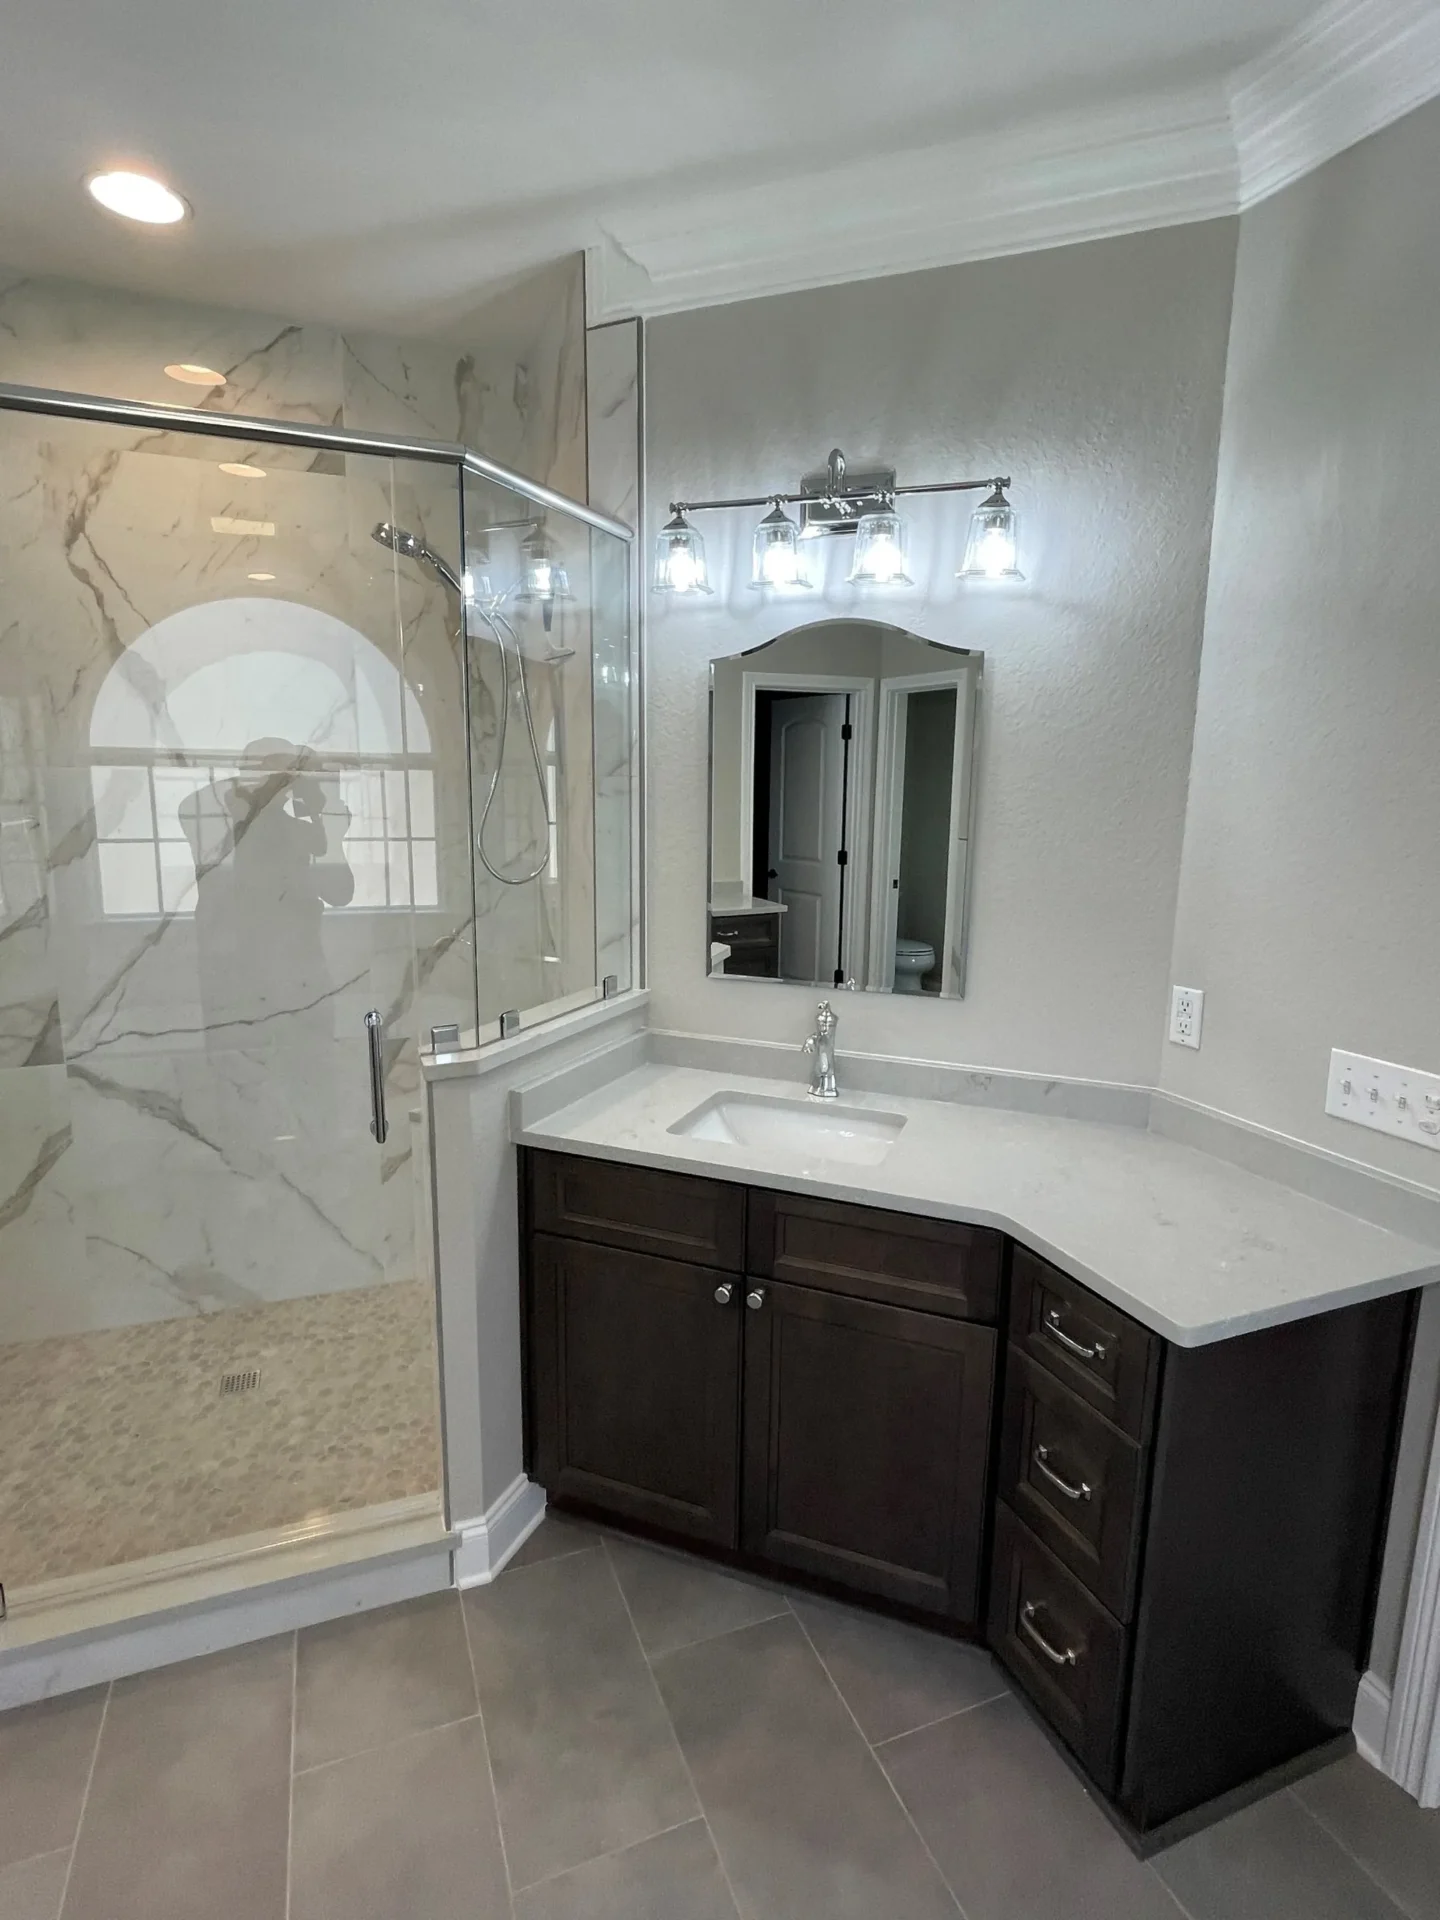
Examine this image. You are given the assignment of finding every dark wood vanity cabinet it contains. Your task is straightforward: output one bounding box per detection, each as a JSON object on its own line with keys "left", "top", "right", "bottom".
{"left": 520, "top": 1147, "right": 1415, "bottom": 1851}
{"left": 523, "top": 1153, "right": 1000, "bottom": 1626}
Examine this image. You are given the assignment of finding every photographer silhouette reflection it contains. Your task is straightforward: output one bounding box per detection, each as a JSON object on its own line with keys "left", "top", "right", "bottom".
{"left": 179, "top": 738, "right": 355, "bottom": 1043}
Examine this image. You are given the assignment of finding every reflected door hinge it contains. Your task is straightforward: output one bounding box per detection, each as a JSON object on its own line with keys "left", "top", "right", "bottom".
{"left": 841, "top": 722, "right": 853, "bottom": 741}
{"left": 836, "top": 850, "right": 848, "bottom": 867}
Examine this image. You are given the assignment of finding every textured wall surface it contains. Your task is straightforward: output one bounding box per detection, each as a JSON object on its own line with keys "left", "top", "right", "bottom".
{"left": 1162, "top": 103, "right": 1440, "bottom": 1192}
{"left": 645, "top": 222, "right": 1238, "bottom": 1082}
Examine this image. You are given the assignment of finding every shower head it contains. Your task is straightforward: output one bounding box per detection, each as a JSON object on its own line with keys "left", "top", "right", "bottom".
{"left": 370, "top": 521, "right": 464, "bottom": 598}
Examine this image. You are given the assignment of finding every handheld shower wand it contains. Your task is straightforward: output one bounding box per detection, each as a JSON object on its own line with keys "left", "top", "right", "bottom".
{"left": 371, "top": 520, "right": 559, "bottom": 887}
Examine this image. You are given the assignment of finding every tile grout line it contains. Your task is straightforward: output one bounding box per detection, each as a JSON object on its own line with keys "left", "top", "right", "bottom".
{"left": 600, "top": 1536, "right": 746, "bottom": 1920}
{"left": 870, "top": 1686, "right": 1014, "bottom": 1750}
{"left": 284, "top": 1629, "right": 297, "bottom": 1920}
{"left": 508, "top": 1815, "right": 710, "bottom": 1898}
{"left": 457, "top": 1584, "right": 518, "bottom": 1919}
{"left": 789, "top": 1604, "right": 973, "bottom": 1920}
{"left": 1285, "top": 1783, "right": 1420, "bottom": 1920}
{"left": 291, "top": 1707, "right": 486, "bottom": 1778}
{"left": 638, "top": 1599, "right": 793, "bottom": 1664}
{"left": 55, "top": 1679, "right": 110, "bottom": 1920}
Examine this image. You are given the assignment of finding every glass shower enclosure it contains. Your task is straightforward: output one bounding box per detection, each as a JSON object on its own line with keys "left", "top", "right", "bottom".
{"left": 0, "top": 382, "right": 633, "bottom": 1624}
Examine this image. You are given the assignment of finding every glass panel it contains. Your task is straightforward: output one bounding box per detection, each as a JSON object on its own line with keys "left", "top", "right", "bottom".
{"left": 0, "top": 409, "right": 474, "bottom": 1602}
{"left": 461, "top": 469, "right": 634, "bottom": 1033}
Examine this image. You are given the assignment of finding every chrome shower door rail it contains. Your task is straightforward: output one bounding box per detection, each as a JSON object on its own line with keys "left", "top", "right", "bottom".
{"left": 0, "top": 381, "right": 633, "bottom": 541}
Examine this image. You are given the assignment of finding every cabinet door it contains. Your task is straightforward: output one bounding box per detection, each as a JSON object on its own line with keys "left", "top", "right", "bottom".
{"left": 742, "top": 1281, "right": 996, "bottom": 1621}
{"left": 530, "top": 1234, "right": 742, "bottom": 1545}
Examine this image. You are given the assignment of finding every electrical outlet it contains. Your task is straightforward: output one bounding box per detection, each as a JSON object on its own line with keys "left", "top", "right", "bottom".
{"left": 1325, "top": 1050, "right": 1440, "bottom": 1153}
{"left": 1169, "top": 985, "right": 1204, "bottom": 1049}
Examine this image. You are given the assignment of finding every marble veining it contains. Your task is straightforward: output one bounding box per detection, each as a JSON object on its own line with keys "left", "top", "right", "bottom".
{"left": 514, "top": 1060, "right": 1440, "bottom": 1346}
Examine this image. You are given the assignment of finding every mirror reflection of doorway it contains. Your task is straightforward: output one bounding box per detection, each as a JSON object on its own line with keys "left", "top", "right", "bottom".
{"left": 753, "top": 690, "right": 851, "bottom": 985}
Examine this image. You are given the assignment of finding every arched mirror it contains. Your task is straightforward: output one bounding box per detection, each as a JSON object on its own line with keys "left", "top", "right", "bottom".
{"left": 708, "top": 621, "right": 981, "bottom": 998}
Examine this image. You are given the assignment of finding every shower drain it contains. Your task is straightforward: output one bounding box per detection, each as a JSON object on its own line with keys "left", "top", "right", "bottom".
{"left": 220, "top": 1368, "right": 262, "bottom": 1396}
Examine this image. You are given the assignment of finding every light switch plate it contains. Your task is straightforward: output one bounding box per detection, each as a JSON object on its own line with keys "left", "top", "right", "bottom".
{"left": 1325, "top": 1049, "right": 1440, "bottom": 1153}
{"left": 1169, "top": 985, "right": 1204, "bottom": 1049}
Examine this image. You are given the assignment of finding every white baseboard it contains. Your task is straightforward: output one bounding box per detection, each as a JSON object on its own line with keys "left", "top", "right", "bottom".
{"left": 1354, "top": 1670, "right": 1393, "bottom": 1767}
{"left": 454, "top": 1476, "right": 547, "bottom": 1588}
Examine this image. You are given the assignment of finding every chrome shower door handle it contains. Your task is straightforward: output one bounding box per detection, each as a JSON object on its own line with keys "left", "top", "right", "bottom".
{"left": 364, "top": 1009, "right": 388, "bottom": 1145}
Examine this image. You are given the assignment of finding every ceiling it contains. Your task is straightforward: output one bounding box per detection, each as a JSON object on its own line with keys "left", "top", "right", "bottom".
{"left": 0, "top": 0, "right": 1431, "bottom": 333}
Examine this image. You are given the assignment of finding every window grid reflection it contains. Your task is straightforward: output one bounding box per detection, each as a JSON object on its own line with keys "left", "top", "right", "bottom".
{"left": 91, "top": 760, "right": 439, "bottom": 918}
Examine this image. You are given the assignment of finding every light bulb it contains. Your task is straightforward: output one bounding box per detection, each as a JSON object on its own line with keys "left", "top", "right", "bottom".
{"left": 86, "top": 170, "right": 189, "bottom": 225}
{"left": 653, "top": 511, "right": 711, "bottom": 594}
{"left": 750, "top": 503, "right": 809, "bottom": 591}
{"left": 960, "top": 485, "right": 1023, "bottom": 580}
{"left": 848, "top": 507, "right": 912, "bottom": 586}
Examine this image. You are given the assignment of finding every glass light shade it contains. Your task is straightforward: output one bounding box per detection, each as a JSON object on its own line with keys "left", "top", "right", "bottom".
{"left": 960, "top": 485, "right": 1023, "bottom": 579}
{"left": 750, "top": 504, "right": 809, "bottom": 590}
{"left": 653, "top": 511, "right": 711, "bottom": 593}
{"left": 848, "top": 507, "right": 912, "bottom": 586}
{"left": 518, "top": 526, "right": 570, "bottom": 602}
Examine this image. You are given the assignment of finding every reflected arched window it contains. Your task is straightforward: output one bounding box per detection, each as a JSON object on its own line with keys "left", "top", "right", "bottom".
{"left": 89, "top": 598, "right": 438, "bottom": 916}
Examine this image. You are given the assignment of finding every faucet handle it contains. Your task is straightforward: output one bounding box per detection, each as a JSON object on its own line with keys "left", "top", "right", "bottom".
{"left": 815, "top": 999, "right": 837, "bottom": 1032}
{"left": 800, "top": 1036, "right": 816, "bottom": 1055}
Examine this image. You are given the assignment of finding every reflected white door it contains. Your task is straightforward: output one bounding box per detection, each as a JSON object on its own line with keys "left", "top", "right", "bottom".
{"left": 768, "top": 694, "right": 847, "bottom": 982}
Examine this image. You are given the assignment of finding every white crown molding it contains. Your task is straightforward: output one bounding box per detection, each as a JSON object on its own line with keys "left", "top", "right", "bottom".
{"left": 588, "top": 0, "right": 1440, "bottom": 323}
{"left": 1233, "top": 0, "right": 1440, "bottom": 204}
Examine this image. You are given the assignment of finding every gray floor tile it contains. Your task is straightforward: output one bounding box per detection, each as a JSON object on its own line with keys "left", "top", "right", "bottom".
{"left": 653, "top": 1612, "right": 959, "bottom": 1920}
{"left": 1296, "top": 1755, "right": 1440, "bottom": 1920}
{"left": 290, "top": 1715, "right": 509, "bottom": 1920}
{"left": 506, "top": 1511, "right": 602, "bottom": 1570}
{"left": 294, "top": 1589, "right": 476, "bottom": 1770}
{"left": 464, "top": 1543, "right": 697, "bottom": 1888}
{"left": 607, "top": 1536, "right": 789, "bottom": 1657}
{"left": 792, "top": 1595, "right": 1007, "bottom": 1744}
{"left": 62, "top": 1636, "right": 292, "bottom": 1920}
{"left": 0, "top": 1851, "right": 68, "bottom": 1920}
{"left": 1156, "top": 1787, "right": 1410, "bottom": 1920}
{"left": 0, "top": 1686, "right": 105, "bottom": 1868}
{"left": 881, "top": 1691, "right": 1182, "bottom": 1920}
{"left": 512, "top": 1818, "right": 738, "bottom": 1920}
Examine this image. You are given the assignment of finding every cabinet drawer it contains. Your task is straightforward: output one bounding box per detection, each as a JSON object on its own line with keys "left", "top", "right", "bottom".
{"left": 748, "top": 1190, "right": 1002, "bottom": 1322}
{"left": 987, "top": 1503, "right": 1130, "bottom": 1792}
{"left": 1010, "top": 1248, "right": 1159, "bottom": 1439}
{"left": 998, "top": 1350, "right": 1147, "bottom": 1618}
{"left": 529, "top": 1151, "right": 745, "bottom": 1271}
{"left": 710, "top": 915, "right": 778, "bottom": 949}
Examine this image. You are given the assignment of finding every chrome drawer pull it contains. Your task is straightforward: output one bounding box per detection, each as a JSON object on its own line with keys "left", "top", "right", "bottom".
{"left": 714, "top": 1282, "right": 734, "bottom": 1306}
{"left": 1033, "top": 1444, "right": 1092, "bottom": 1503}
{"left": 1020, "top": 1600, "right": 1080, "bottom": 1668}
{"left": 746, "top": 1286, "right": 767, "bottom": 1311}
{"left": 1044, "top": 1308, "right": 1107, "bottom": 1364}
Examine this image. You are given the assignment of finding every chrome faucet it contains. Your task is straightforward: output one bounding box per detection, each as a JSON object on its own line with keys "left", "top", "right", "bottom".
{"left": 802, "top": 1000, "right": 840, "bottom": 1100}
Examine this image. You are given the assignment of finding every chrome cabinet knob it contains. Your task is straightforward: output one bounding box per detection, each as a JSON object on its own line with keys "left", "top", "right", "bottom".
{"left": 714, "top": 1282, "right": 734, "bottom": 1306}
{"left": 746, "top": 1286, "right": 767, "bottom": 1311}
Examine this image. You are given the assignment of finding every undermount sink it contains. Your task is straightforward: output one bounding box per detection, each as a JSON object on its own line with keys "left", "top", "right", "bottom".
{"left": 668, "top": 1091, "right": 907, "bottom": 1167}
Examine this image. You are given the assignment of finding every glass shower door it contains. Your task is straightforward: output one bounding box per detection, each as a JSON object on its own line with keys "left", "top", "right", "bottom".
{"left": 0, "top": 412, "right": 471, "bottom": 1602}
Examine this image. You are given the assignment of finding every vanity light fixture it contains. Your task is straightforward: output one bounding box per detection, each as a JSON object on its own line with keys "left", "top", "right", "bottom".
{"left": 653, "top": 510, "right": 712, "bottom": 594}
{"left": 86, "top": 169, "right": 188, "bottom": 225}
{"left": 517, "top": 524, "right": 570, "bottom": 605}
{"left": 959, "top": 482, "right": 1023, "bottom": 580}
{"left": 750, "top": 503, "right": 809, "bottom": 590}
{"left": 655, "top": 447, "right": 1018, "bottom": 592}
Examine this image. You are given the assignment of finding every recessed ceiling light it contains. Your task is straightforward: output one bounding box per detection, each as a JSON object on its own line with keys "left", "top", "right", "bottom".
{"left": 165, "top": 362, "right": 226, "bottom": 387}
{"left": 86, "top": 170, "right": 189, "bottom": 225}
{"left": 247, "top": 571, "right": 276, "bottom": 582}
{"left": 219, "top": 461, "right": 266, "bottom": 479}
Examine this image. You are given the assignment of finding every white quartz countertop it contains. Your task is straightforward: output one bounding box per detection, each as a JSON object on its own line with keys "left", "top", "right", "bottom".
{"left": 514, "top": 1062, "right": 1440, "bottom": 1348}
{"left": 708, "top": 897, "right": 788, "bottom": 917}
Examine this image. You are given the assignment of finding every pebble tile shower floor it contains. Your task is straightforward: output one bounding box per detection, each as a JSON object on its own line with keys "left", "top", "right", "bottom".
{"left": 1, "top": 1514, "right": 1438, "bottom": 1919}
{"left": 0, "top": 1277, "right": 441, "bottom": 1590}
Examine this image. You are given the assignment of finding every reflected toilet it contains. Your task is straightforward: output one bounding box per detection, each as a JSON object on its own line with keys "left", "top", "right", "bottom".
{"left": 893, "top": 937, "right": 935, "bottom": 993}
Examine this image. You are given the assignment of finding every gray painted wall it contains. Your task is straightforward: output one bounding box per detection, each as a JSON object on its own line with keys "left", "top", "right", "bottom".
{"left": 1162, "top": 103, "right": 1440, "bottom": 1190}
{"left": 1162, "top": 101, "right": 1440, "bottom": 1684}
{"left": 646, "top": 221, "right": 1238, "bottom": 1082}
